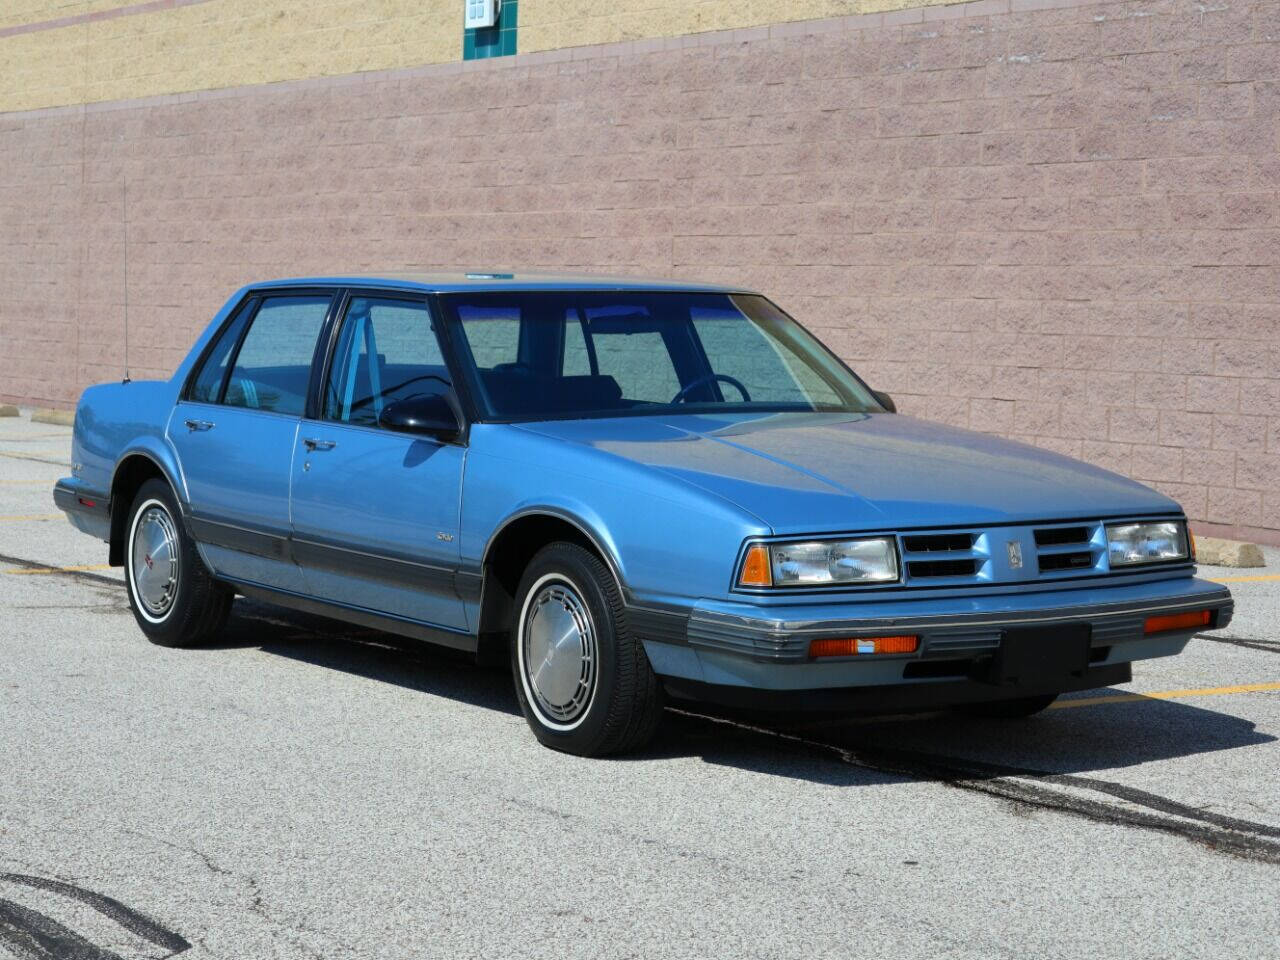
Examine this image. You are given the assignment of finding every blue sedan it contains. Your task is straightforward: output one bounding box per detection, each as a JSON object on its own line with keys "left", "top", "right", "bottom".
{"left": 53, "top": 273, "right": 1233, "bottom": 755}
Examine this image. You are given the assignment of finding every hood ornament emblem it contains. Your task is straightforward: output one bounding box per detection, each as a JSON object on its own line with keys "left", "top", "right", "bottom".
{"left": 1007, "top": 541, "right": 1023, "bottom": 569}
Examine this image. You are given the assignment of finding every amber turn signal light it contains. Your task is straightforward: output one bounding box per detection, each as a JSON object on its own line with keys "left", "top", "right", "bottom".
{"left": 1143, "top": 609, "right": 1211, "bottom": 635}
{"left": 738, "top": 543, "right": 772, "bottom": 587}
{"left": 809, "top": 635, "right": 919, "bottom": 658}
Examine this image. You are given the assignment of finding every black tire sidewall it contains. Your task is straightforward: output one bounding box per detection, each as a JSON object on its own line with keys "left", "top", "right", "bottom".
{"left": 511, "top": 544, "right": 622, "bottom": 754}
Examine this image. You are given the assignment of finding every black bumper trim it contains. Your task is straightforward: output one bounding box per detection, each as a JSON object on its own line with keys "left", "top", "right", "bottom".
{"left": 686, "top": 588, "right": 1234, "bottom": 663}
{"left": 53, "top": 479, "right": 109, "bottom": 517}
{"left": 53, "top": 479, "right": 111, "bottom": 539}
{"left": 627, "top": 605, "right": 691, "bottom": 646}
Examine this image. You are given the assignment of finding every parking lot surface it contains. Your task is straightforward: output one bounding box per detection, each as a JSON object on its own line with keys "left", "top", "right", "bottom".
{"left": 1, "top": 414, "right": 1277, "bottom": 960}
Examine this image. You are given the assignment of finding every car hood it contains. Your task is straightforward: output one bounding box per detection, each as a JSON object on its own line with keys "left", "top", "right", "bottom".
{"left": 515, "top": 412, "right": 1180, "bottom": 533}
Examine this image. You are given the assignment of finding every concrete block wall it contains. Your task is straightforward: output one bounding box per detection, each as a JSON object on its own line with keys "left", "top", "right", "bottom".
{"left": 1, "top": 0, "right": 1278, "bottom": 543}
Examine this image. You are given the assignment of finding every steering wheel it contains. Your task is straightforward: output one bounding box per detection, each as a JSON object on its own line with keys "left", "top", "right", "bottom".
{"left": 349, "top": 373, "right": 452, "bottom": 412}
{"left": 671, "top": 373, "right": 751, "bottom": 404}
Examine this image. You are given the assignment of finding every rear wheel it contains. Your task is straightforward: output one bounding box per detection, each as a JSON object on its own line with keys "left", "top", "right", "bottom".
{"left": 955, "top": 693, "right": 1058, "bottom": 718}
{"left": 511, "top": 542, "right": 663, "bottom": 756}
{"left": 124, "top": 478, "right": 231, "bottom": 647}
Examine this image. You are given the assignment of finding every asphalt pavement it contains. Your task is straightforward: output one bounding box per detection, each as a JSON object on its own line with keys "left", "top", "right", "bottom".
{"left": 1, "top": 413, "right": 1277, "bottom": 960}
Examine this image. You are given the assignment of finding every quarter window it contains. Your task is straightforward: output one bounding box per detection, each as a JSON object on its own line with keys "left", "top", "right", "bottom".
{"left": 223, "top": 295, "right": 331, "bottom": 416}
{"left": 323, "top": 297, "right": 448, "bottom": 427}
{"left": 187, "top": 298, "right": 254, "bottom": 404}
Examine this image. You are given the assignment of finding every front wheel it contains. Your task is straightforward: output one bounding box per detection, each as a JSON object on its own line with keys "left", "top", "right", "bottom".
{"left": 511, "top": 542, "right": 663, "bottom": 756}
{"left": 124, "top": 478, "right": 232, "bottom": 647}
{"left": 954, "top": 693, "right": 1058, "bottom": 718}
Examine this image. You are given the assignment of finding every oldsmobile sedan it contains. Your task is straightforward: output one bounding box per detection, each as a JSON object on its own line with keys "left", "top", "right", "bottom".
{"left": 53, "top": 274, "right": 1233, "bottom": 755}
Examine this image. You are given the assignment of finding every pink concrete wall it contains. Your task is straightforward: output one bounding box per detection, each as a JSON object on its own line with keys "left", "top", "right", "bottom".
{"left": 1, "top": 0, "right": 1278, "bottom": 542}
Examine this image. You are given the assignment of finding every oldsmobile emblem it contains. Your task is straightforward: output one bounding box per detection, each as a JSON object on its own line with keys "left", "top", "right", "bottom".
{"left": 1007, "top": 540, "right": 1024, "bottom": 569}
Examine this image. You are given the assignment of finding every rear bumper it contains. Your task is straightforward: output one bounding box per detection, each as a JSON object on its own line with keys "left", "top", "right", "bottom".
{"left": 53, "top": 477, "right": 111, "bottom": 541}
{"left": 634, "top": 575, "right": 1232, "bottom": 695}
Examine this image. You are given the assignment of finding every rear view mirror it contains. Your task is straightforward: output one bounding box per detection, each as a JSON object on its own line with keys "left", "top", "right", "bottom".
{"left": 872, "top": 390, "right": 896, "bottom": 413}
{"left": 379, "top": 394, "right": 461, "bottom": 441}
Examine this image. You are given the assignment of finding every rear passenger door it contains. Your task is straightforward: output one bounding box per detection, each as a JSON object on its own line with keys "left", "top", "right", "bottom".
{"left": 289, "top": 293, "right": 469, "bottom": 633}
{"left": 171, "top": 291, "right": 335, "bottom": 592}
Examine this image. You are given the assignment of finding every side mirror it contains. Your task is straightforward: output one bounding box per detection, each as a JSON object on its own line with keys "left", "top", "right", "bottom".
{"left": 378, "top": 394, "right": 461, "bottom": 441}
{"left": 872, "top": 390, "right": 896, "bottom": 413}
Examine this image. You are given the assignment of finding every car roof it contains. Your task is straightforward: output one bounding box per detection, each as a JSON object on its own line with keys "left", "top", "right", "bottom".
{"left": 248, "top": 271, "right": 757, "bottom": 295}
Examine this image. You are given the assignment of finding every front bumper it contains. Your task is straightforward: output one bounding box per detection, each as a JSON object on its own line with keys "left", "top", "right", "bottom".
{"left": 634, "top": 575, "right": 1232, "bottom": 693}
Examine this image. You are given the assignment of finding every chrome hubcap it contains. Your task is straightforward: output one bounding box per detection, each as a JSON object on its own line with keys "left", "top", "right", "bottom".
{"left": 132, "top": 504, "right": 179, "bottom": 618}
{"left": 522, "top": 581, "right": 597, "bottom": 725}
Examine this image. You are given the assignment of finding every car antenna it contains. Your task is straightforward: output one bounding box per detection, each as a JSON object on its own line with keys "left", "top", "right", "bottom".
{"left": 121, "top": 178, "right": 131, "bottom": 384}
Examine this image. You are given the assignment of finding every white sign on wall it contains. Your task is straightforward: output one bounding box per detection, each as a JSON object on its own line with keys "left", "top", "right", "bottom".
{"left": 465, "top": 0, "right": 501, "bottom": 29}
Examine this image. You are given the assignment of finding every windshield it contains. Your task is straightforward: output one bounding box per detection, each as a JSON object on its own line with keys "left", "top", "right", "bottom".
{"left": 439, "top": 291, "right": 882, "bottom": 421}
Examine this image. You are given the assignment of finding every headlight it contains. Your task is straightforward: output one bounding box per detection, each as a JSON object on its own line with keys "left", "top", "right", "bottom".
{"left": 738, "top": 537, "right": 899, "bottom": 588}
{"left": 1105, "top": 521, "right": 1189, "bottom": 566}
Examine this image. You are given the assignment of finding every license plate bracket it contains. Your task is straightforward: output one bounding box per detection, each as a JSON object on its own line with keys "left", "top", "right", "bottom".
{"left": 983, "top": 624, "right": 1092, "bottom": 688}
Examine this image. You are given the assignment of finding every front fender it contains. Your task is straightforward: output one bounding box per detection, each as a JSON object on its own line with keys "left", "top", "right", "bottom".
{"left": 484, "top": 499, "right": 627, "bottom": 587}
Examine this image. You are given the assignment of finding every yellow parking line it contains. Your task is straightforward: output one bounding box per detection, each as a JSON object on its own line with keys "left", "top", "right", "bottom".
{"left": 2, "top": 563, "right": 114, "bottom": 575}
{"left": 1208, "top": 573, "right": 1280, "bottom": 584}
{"left": 0, "top": 513, "right": 61, "bottom": 522}
{"left": 1052, "top": 681, "right": 1280, "bottom": 709}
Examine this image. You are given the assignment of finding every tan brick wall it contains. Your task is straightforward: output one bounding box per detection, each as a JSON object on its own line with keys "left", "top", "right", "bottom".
{"left": 0, "top": 0, "right": 135, "bottom": 31}
{"left": 1, "top": 0, "right": 1279, "bottom": 542}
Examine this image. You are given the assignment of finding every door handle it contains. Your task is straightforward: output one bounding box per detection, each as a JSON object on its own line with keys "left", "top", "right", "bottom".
{"left": 184, "top": 419, "right": 214, "bottom": 432}
{"left": 303, "top": 438, "right": 336, "bottom": 451}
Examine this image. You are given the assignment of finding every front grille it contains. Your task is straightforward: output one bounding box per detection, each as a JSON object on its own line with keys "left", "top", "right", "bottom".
{"left": 1033, "top": 522, "right": 1105, "bottom": 578}
{"left": 1038, "top": 551, "right": 1094, "bottom": 571}
{"left": 900, "top": 530, "right": 986, "bottom": 582}
{"left": 908, "top": 558, "right": 979, "bottom": 578}
{"left": 884, "top": 517, "right": 1169, "bottom": 589}
{"left": 903, "top": 533, "right": 973, "bottom": 553}
{"left": 1034, "top": 526, "right": 1090, "bottom": 547}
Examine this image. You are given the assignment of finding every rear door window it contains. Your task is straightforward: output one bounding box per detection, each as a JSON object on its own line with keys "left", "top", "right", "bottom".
{"left": 223, "top": 295, "right": 331, "bottom": 416}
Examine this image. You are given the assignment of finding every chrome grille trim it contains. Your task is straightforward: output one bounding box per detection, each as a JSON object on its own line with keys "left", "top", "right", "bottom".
{"left": 1032, "top": 521, "right": 1107, "bottom": 580}
{"left": 899, "top": 530, "right": 988, "bottom": 583}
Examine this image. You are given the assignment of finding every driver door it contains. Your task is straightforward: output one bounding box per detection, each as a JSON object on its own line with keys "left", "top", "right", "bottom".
{"left": 289, "top": 292, "right": 469, "bottom": 632}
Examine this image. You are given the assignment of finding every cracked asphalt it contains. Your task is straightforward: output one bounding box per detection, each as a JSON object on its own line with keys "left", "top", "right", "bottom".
{"left": 1, "top": 413, "right": 1278, "bottom": 959}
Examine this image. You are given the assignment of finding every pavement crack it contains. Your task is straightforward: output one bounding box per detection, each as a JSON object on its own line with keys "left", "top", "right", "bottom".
{"left": 1195, "top": 632, "right": 1280, "bottom": 655}
{"left": 671, "top": 708, "right": 1280, "bottom": 865}
{"left": 121, "top": 830, "right": 355, "bottom": 960}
